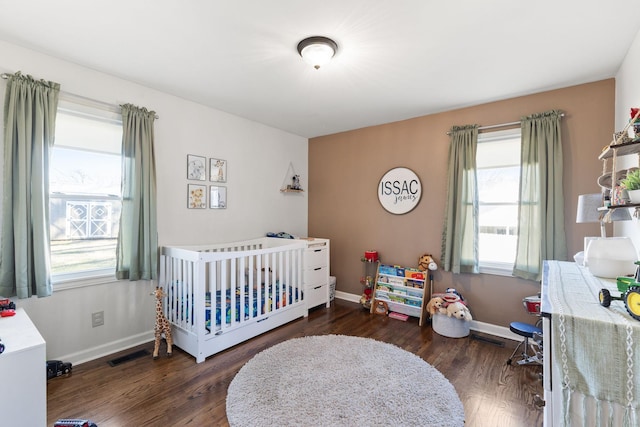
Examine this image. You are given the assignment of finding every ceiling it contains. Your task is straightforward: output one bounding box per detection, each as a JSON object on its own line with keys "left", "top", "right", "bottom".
{"left": 1, "top": 1, "right": 639, "bottom": 138}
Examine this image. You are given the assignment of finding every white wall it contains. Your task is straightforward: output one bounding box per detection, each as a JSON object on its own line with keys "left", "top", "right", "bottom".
{"left": 0, "top": 40, "right": 308, "bottom": 363}
{"left": 615, "top": 29, "right": 640, "bottom": 248}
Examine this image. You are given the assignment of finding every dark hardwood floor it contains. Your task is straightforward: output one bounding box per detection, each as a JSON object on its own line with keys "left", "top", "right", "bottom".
{"left": 47, "top": 299, "right": 543, "bottom": 426}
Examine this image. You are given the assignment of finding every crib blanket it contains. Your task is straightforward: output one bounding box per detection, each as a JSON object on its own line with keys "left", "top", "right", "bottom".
{"left": 188, "top": 285, "right": 300, "bottom": 329}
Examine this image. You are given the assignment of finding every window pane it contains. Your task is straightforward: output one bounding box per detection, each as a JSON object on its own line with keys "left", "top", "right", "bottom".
{"left": 50, "top": 107, "right": 122, "bottom": 277}
{"left": 479, "top": 231, "right": 518, "bottom": 264}
{"left": 477, "top": 166, "right": 520, "bottom": 203}
{"left": 476, "top": 129, "right": 521, "bottom": 270}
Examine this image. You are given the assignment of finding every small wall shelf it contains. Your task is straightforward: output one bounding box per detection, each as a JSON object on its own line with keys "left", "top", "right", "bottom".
{"left": 280, "top": 162, "right": 304, "bottom": 193}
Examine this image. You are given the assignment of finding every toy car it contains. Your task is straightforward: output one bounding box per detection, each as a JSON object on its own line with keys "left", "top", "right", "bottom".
{"left": 0, "top": 298, "right": 15, "bottom": 311}
{"left": 54, "top": 419, "right": 97, "bottom": 427}
{"left": 47, "top": 360, "right": 72, "bottom": 380}
{"left": 599, "top": 261, "right": 640, "bottom": 320}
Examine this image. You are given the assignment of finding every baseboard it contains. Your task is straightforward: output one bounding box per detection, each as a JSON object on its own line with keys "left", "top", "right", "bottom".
{"left": 335, "top": 290, "right": 361, "bottom": 303}
{"left": 59, "top": 331, "right": 154, "bottom": 366}
{"left": 68, "top": 293, "right": 519, "bottom": 366}
{"left": 469, "top": 320, "right": 520, "bottom": 342}
{"left": 335, "top": 291, "right": 520, "bottom": 342}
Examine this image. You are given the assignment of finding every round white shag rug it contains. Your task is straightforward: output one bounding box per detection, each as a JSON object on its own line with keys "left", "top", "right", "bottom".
{"left": 226, "top": 335, "right": 465, "bottom": 427}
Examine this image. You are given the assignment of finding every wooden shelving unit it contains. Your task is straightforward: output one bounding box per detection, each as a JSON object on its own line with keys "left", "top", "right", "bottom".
{"left": 598, "top": 138, "right": 640, "bottom": 207}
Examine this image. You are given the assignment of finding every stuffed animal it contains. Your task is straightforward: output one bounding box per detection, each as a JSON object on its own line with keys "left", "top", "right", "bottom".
{"left": 418, "top": 254, "right": 438, "bottom": 271}
{"left": 446, "top": 301, "right": 472, "bottom": 321}
{"left": 152, "top": 287, "right": 173, "bottom": 359}
{"left": 426, "top": 296, "right": 445, "bottom": 316}
{"left": 360, "top": 288, "right": 372, "bottom": 306}
{"left": 445, "top": 287, "right": 465, "bottom": 302}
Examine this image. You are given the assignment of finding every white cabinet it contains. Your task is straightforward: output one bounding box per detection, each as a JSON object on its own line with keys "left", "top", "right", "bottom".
{"left": 0, "top": 308, "right": 46, "bottom": 426}
{"left": 541, "top": 261, "right": 637, "bottom": 425}
{"left": 371, "top": 264, "right": 428, "bottom": 326}
{"left": 300, "top": 238, "right": 330, "bottom": 309}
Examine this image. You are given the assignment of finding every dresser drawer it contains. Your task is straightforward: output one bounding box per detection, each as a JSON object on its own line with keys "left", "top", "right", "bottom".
{"left": 304, "top": 265, "right": 328, "bottom": 286}
{"left": 304, "top": 247, "right": 328, "bottom": 268}
{"left": 305, "top": 283, "right": 328, "bottom": 308}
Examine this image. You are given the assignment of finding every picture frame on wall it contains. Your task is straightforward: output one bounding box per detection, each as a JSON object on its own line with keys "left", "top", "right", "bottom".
{"left": 210, "top": 158, "right": 227, "bottom": 182}
{"left": 188, "top": 184, "right": 207, "bottom": 209}
{"left": 210, "top": 185, "right": 227, "bottom": 209}
{"left": 187, "top": 154, "right": 206, "bottom": 181}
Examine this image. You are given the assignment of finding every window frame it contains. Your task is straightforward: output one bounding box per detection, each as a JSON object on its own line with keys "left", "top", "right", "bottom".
{"left": 476, "top": 128, "right": 522, "bottom": 276}
{"left": 50, "top": 97, "right": 123, "bottom": 288}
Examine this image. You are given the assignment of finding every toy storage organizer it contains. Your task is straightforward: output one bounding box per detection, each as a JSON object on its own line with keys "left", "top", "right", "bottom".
{"left": 371, "top": 263, "right": 428, "bottom": 326}
{"left": 159, "top": 237, "right": 307, "bottom": 363}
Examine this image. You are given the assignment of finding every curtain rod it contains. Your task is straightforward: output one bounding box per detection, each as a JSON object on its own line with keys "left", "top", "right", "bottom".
{"left": 445, "top": 113, "right": 565, "bottom": 135}
{"left": 1, "top": 72, "right": 159, "bottom": 119}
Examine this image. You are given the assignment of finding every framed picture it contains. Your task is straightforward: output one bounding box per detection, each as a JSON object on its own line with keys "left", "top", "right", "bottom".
{"left": 188, "top": 184, "right": 207, "bottom": 209}
{"left": 210, "top": 158, "right": 227, "bottom": 182}
{"left": 210, "top": 185, "right": 227, "bottom": 209}
{"left": 187, "top": 155, "right": 206, "bottom": 181}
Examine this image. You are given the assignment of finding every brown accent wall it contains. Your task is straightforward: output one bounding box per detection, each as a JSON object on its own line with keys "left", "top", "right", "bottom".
{"left": 309, "top": 79, "right": 615, "bottom": 327}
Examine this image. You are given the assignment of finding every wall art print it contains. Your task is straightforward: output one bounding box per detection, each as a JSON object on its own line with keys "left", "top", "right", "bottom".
{"left": 187, "top": 154, "right": 206, "bottom": 181}
{"left": 210, "top": 158, "right": 227, "bottom": 182}
{"left": 188, "top": 184, "right": 207, "bottom": 209}
{"left": 210, "top": 185, "right": 227, "bottom": 209}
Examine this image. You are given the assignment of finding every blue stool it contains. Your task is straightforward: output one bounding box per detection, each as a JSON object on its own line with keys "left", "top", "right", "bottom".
{"left": 507, "top": 321, "right": 543, "bottom": 366}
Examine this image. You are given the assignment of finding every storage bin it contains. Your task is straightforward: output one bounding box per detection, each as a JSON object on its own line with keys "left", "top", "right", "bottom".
{"left": 329, "top": 276, "right": 336, "bottom": 301}
{"left": 432, "top": 313, "right": 470, "bottom": 338}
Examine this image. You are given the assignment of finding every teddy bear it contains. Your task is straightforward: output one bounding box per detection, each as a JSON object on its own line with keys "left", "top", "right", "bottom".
{"left": 426, "top": 296, "right": 445, "bottom": 316}
{"left": 418, "top": 254, "right": 438, "bottom": 271}
{"left": 446, "top": 301, "right": 472, "bottom": 321}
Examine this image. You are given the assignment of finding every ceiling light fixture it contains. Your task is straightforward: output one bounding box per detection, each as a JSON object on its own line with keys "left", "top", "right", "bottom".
{"left": 297, "top": 36, "right": 338, "bottom": 70}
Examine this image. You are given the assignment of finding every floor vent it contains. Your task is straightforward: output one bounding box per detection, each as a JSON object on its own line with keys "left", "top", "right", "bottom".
{"left": 470, "top": 333, "right": 505, "bottom": 347}
{"left": 108, "top": 349, "right": 150, "bottom": 367}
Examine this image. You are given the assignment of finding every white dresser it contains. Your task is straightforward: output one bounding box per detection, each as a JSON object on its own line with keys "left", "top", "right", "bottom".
{"left": 0, "top": 308, "right": 47, "bottom": 426}
{"left": 300, "top": 238, "right": 331, "bottom": 309}
{"left": 542, "top": 261, "right": 639, "bottom": 426}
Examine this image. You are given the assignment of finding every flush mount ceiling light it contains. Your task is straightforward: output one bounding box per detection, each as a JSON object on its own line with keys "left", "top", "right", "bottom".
{"left": 297, "top": 36, "right": 338, "bottom": 69}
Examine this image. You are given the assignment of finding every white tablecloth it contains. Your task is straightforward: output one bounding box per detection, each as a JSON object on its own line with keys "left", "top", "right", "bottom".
{"left": 544, "top": 261, "right": 640, "bottom": 426}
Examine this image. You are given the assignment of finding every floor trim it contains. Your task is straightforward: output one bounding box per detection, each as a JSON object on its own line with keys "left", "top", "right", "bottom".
{"left": 334, "top": 291, "right": 521, "bottom": 342}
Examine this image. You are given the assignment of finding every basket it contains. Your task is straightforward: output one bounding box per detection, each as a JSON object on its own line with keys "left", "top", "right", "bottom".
{"left": 329, "top": 276, "right": 336, "bottom": 301}
{"left": 432, "top": 313, "right": 470, "bottom": 338}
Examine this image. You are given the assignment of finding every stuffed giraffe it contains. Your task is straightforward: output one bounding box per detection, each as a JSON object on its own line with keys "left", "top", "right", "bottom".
{"left": 152, "top": 287, "right": 173, "bottom": 359}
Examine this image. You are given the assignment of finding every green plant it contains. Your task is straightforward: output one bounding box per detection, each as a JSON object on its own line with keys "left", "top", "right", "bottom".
{"left": 621, "top": 169, "right": 640, "bottom": 191}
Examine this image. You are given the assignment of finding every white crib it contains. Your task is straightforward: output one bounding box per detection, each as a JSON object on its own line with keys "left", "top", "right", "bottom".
{"left": 159, "top": 237, "right": 307, "bottom": 363}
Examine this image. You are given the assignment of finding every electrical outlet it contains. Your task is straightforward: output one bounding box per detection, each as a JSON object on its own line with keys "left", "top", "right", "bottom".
{"left": 92, "top": 311, "right": 104, "bottom": 327}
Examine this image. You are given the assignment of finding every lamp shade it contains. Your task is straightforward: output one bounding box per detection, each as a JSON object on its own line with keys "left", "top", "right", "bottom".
{"left": 576, "top": 193, "right": 603, "bottom": 223}
{"left": 297, "top": 36, "right": 337, "bottom": 69}
{"left": 576, "top": 193, "right": 631, "bottom": 223}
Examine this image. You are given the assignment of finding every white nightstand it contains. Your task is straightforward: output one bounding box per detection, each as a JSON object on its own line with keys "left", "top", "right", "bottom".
{"left": 0, "top": 308, "right": 46, "bottom": 426}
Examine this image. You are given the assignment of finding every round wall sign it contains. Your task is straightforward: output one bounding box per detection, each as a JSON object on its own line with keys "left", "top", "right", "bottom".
{"left": 377, "top": 167, "right": 422, "bottom": 214}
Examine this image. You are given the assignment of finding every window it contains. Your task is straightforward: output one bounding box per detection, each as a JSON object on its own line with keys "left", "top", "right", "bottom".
{"left": 476, "top": 128, "right": 521, "bottom": 275}
{"left": 49, "top": 99, "right": 122, "bottom": 282}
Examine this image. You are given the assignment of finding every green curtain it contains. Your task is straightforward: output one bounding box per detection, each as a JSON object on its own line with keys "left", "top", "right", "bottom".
{"left": 513, "top": 110, "right": 567, "bottom": 281}
{"left": 441, "top": 125, "right": 479, "bottom": 274}
{"left": 0, "top": 72, "right": 60, "bottom": 298}
{"left": 116, "top": 104, "right": 158, "bottom": 281}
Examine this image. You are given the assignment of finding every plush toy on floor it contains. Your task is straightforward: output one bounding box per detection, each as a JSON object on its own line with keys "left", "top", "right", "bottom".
{"left": 446, "top": 301, "right": 473, "bottom": 321}
{"left": 426, "top": 296, "right": 445, "bottom": 316}
{"left": 152, "top": 287, "right": 173, "bottom": 359}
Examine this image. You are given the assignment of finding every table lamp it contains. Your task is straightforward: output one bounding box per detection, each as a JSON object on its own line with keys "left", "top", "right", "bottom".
{"left": 576, "top": 193, "right": 630, "bottom": 238}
